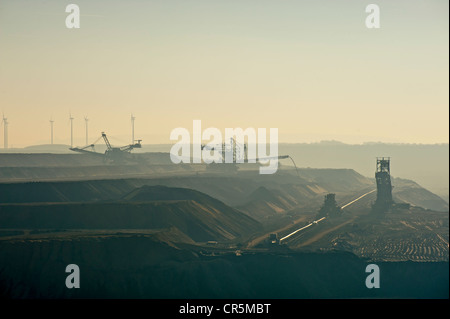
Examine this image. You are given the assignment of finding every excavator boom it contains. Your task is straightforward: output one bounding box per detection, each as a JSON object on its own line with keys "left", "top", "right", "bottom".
{"left": 101, "top": 132, "right": 112, "bottom": 151}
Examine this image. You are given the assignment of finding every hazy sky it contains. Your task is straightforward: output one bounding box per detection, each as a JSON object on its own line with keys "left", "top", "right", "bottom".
{"left": 0, "top": 0, "right": 448, "bottom": 147}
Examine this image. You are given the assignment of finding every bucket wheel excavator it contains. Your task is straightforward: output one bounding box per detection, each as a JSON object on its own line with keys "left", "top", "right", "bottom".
{"left": 70, "top": 132, "right": 141, "bottom": 163}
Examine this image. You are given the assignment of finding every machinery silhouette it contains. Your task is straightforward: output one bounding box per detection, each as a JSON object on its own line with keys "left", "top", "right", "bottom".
{"left": 70, "top": 132, "right": 142, "bottom": 163}
{"left": 372, "top": 157, "right": 394, "bottom": 213}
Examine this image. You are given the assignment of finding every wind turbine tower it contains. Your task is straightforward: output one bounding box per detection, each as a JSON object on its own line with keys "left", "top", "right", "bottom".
{"left": 84, "top": 116, "right": 89, "bottom": 145}
{"left": 50, "top": 117, "right": 54, "bottom": 144}
{"left": 69, "top": 113, "right": 74, "bottom": 148}
{"left": 131, "top": 113, "right": 135, "bottom": 144}
{"left": 2, "top": 114, "right": 8, "bottom": 149}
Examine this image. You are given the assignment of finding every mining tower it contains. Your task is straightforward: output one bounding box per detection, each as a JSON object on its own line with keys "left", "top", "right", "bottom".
{"left": 372, "top": 157, "right": 393, "bottom": 213}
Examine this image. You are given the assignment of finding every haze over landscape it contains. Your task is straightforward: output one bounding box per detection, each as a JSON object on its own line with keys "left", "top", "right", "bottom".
{"left": 0, "top": 0, "right": 448, "bottom": 301}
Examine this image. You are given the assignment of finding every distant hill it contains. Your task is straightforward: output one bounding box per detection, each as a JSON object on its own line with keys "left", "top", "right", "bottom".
{"left": 23, "top": 144, "right": 72, "bottom": 153}
{"left": 123, "top": 185, "right": 216, "bottom": 202}
{"left": 0, "top": 144, "right": 73, "bottom": 154}
{"left": 392, "top": 178, "right": 449, "bottom": 212}
{"left": 295, "top": 168, "right": 374, "bottom": 193}
{"left": 0, "top": 169, "right": 447, "bottom": 212}
{"left": 0, "top": 187, "right": 260, "bottom": 242}
{"left": 1, "top": 141, "right": 447, "bottom": 202}
{"left": 237, "top": 185, "right": 323, "bottom": 221}
{"left": 0, "top": 179, "right": 137, "bottom": 203}
{"left": 0, "top": 153, "right": 104, "bottom": 167}
{"left": 0, "top": 152, "right": 173, "bottom": 168}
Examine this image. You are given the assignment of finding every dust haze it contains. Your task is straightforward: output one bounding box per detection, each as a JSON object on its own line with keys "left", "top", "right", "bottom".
{"left": 0, "top": 140, "right": 448, "bottom": 298}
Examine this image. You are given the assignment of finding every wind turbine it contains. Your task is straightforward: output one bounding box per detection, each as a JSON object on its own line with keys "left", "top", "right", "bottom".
{"left": 69, "top": 112, "right": 74, "bottom": 148}
{"left": 50, "top": 117, "right": 54, "bottom": 145}
{"left": 131, "top": 113, "right": 135, "bottom": 144}
{"left": 84, "top": 116, "right": 89, "bottom": 145}
{"left": 1, "top": 113, "right": 8, "bottom": 149}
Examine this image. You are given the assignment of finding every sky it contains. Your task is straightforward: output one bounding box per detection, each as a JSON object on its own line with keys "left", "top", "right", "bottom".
{"left": 0, "top": 0, "right": 448, "bottom": 147}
